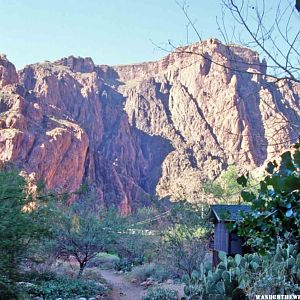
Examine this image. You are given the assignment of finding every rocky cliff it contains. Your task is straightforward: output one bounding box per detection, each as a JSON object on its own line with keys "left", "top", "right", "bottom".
{"left": 0, "top": 39, "right": 299, "bottom": 211}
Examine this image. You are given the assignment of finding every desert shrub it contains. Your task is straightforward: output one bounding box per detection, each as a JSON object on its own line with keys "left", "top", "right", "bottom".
{"left": 81, "top": 267, "right": 107, "bottom": 282}
{"left": 0, "top": 275, "right": 17, "bottom": 300}
{"left": 142, "top": 287, "right": 178, "bottom": 300}
{"left": 183, "top": 244, "right": 300, "bottom": 300}
{"left": 89, "top": 252, "right": 120, "bottom": 269}
{"left": 160, "top": 202, "right": 210, "bottom": 278}
{"left": 128, "top": 263, "right": 171, "bottom": 283}
{"left": 202, "top": 165, "right": 259, "bottom": 204}
{"left": 128, "top": 263, "right": 156, "bottom": 282}
{"left": 113, "top": 207, "right": 160, "bottom": 267}
{"left": 114, "top": 258, "right": 132, "bottom": 272}
{"left": 19, "top": 270, "right": 57, "bottom": 283}
{"left": 52, "top": 198, "right": 127, "bottom": 278}
{"left": 21, "top": 261, "right": 107, "bottom": 283}
{"left": 22, "top": 276, "right": 108, "bottom": 299}
{"left": 26, "top": 260, "right": 80, "bottom": 279}
{"left": 114, "top": 256, "right": 144, "bottom": 272}
{"left": 114, "top": 232, "right": 156, "bottom": 267}
{"left": 152, "top": 265, "right": 171, "bottom": 283}
{"left": 0, "top": 169, "right": 55, "bottom": 300}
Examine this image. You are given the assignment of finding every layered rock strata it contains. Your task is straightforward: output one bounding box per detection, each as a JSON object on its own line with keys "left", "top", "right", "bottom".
{"left": 0, "top": 39, "right": 299, "bottom": 211}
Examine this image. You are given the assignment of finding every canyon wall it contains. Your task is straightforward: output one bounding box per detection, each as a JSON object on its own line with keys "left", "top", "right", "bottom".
{"left": 0, "top": 40, "right": 299, "bottom": 211}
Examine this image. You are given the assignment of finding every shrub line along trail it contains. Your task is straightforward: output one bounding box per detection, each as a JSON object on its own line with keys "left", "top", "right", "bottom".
{"left": 100, "top": 269, "right": 146, "bottom": 300}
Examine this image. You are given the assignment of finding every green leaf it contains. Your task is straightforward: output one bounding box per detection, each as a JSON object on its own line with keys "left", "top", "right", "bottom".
{"left": 234, "top": 267, "right": 241, "bottom": 277}
{"left": 280, "top": 151, "right": 295, "bottom": 172}
{"left": 293, "top": 150, "right": 300, "bottom": 166}
{"left": 237, "top": 174, "right": 248, "bottom": 187}
{"left": 241, "top": 191, "right": 256, "bottom": 202}
{"left": 287, "top": 257, "right": 296, "bottom": 268}
{"left": 184, "top": 285, "right": 191, "bottom": 296}
{"left": 216, "top": 281, "right": 225, "bottom": 294}
{"left": 238, "top": 279, "right": 246, "bottom": 289}
{"left": 281, "top": 176, "right": 300, "bottom": 192}
{"left": 218, "top": 251, "right": 227, "bottom": 262}
{"left": 235, "top": 254, "right": 242, "bottom": 266}
{"left": 260, "top": 180, "right": 268, "bottom": 193}
{"left": 182, "top": 274, "right": 190, "bottom": 284}
{"left": 266, "top": 161, "right": 276, "bottom": 174}
{"left": 250, "top": 261, "right": 259, "bottom": 271}
{"left": 225, "top": 222, "right": 235, "bottom": 232}
{"left": 191, "top": 271, "right": 200, "bottom": 280}
{"left": 222, "top": 271, "right": 231, "bottom": 282}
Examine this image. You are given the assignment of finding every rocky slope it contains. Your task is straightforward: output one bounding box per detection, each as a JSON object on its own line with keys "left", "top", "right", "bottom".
{"left": 0, "top": 39, "right": 299, "bottom": 212}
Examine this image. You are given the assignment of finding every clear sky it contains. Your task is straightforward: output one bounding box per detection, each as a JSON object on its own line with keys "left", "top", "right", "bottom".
{"left": 0, "top": 0, "right": 224, "bottom": 69}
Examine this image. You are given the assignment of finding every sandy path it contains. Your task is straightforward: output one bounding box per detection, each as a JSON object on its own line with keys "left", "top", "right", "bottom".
{"left": 101, "top": 270, "right": 146, "bottom": 300}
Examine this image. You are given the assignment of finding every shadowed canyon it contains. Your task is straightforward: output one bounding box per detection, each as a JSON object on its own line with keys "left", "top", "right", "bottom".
{"left": 0, "top": 39, "right": 299, "bottom": 212}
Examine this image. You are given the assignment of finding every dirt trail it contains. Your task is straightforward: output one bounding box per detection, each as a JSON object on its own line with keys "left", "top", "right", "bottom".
{"left": 101, "top": 269, "right": 146, "bottom": 300}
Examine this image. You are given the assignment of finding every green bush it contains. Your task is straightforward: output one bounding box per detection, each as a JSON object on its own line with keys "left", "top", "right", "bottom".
{"left": 19, "top": 270, "right": 57, "bottom": 282}
{"left": 114, "top": 256, "right": 144, "bottom": 272}
{"left": 114, "top": 258, "right": 133, "bottom": 272}
{"left": 152, "top": 265, "right": 171, "bottom": 283}
{"left": 22, "top": 276, "right": 108, "bottom": 299}
{"left": 0, "top": 275, "right": 17, "bottom": 300}
{"left": 236, "top": 144, "right": 300, "bottom": 252}
{"left": 90, "top": 252, "right": 120, "bottom": 269}
{"left": 142, "top": 287, "right": 178, "bottom": 300}
{"left": 160, "top": 201, "right": 210, "bottom": 278}
{"left": 128, "top": 263, "right": 155, "bottom": 282}
{"left": 0, "top": 169, "right": 54, "bottom": 298}
{"left": 129, "top": 263, "right": 171, "bottom": 283}
{"left": 183, "top": 244, "right": 300, "bottom": 299}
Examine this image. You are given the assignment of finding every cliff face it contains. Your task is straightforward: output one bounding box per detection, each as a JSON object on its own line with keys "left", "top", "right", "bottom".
{"left": 0, "top": 39, "right": 299, "bottom": 211}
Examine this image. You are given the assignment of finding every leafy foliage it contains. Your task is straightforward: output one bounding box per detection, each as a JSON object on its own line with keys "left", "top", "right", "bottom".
{"left": 113, "top": 229, "right": 154, "bottom": 270}
{"left": 183, "top": 244, "right": 300, "bottom": 299}
{"left": 142, "top": 287, "right": 178, "bottom": 300}
{"left": 21, "top": 275, "right": 108, "bottom": 299}
{"left": 114, "top": 257, "right": 142, "bottom": 272}
{"left": 161, "top": 201, "right": 211, "bottom": 278}
{"left": 0, "top": 275, "right": 17, "bottom": 300}
{"left": 128, "top": 263, "right": 171, "bottom": 283}
{"left": 0, "top": 168, "right": 53, "bottom": 299}
{"left": 90, "top": 252, "right": 120, "bottom": 269}
{"left": 202, "top": 165, "right": 259, "bottom": 204}
{"left": 52, "top": 196, "right": 126, "bottom": 277}
{"left": 112, "top": 207, "right": 161, "bottom": 270}
{"left": 237, "top": 143, "right": 300, "bottom": 252}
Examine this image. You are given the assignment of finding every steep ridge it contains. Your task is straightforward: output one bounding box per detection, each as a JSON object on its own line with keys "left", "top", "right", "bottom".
{"left": 0, "top": 39, "right": 299, "bottom": 211}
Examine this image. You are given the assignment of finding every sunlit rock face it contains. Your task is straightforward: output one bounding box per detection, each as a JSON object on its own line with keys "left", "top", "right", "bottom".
{"left": 0, "top": 39, "right": 299, "bottom": 212}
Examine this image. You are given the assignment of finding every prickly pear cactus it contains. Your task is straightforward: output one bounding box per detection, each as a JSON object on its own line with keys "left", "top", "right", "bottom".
{"left": 183, "top": 244, "right": 300, "bottom": 299}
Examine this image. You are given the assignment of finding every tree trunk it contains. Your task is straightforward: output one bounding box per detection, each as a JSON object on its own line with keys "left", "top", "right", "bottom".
{"left": 77, "top": 261, "right": 85, "bottom": 278}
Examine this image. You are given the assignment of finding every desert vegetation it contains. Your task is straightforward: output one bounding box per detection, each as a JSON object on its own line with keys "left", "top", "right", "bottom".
{"left": 182, "top": 142, "right": 300, "bottom": 299}
{"left": 2, "top": 141, "right": 300, "bottom": 299}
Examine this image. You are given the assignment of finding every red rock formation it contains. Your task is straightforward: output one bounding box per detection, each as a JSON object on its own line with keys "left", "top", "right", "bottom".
{"left": 0, "top": 40, "right": 299, "bottom": 211}
{"left": 0, "top": 54, "right": 18, "bottom": 88}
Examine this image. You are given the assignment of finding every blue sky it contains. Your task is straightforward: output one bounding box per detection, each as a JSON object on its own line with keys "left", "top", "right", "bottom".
{"left": 0, "top": 0, "right": 224, "bottom": 69}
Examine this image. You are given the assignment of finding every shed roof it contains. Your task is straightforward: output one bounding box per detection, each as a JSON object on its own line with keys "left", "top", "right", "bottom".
{"left": 210, "top": 205, "right": 251, "bottom": 222}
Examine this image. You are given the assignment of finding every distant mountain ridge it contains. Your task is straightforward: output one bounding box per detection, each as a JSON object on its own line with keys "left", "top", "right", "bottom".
{"left": 0, "top": 39, "right": 299, "bottom": 212}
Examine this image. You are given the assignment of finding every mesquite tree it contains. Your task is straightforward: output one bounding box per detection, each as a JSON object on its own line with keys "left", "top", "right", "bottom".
{"left": 53, "top": 197, "right": 125, "bottom": 278}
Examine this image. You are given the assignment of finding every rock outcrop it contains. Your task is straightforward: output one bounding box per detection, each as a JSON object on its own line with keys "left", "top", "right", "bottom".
{"left": 0, "top": 39, "right": 299, "bottom": 211}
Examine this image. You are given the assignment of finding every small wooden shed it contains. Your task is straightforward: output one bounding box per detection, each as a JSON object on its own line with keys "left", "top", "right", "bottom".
{"left": 210, "top": 204, "right": 251, "bottom": 267}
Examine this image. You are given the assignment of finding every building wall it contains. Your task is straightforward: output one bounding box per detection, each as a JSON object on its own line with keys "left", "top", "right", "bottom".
{"left": 214, "top": 222, "right": 229, "bottom": 252}
{"left": 229, "top": 231, "right": 243, "bottom": 255}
